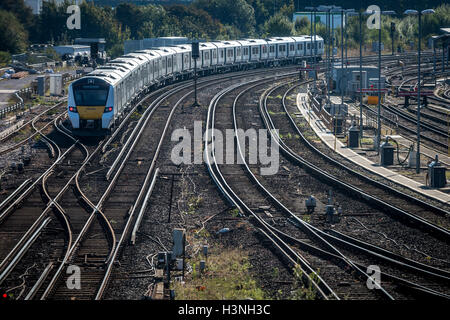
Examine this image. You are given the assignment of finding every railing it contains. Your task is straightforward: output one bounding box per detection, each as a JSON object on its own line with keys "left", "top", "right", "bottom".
{"left": 308, "top": 92, "right": 347, "bottom": 134}
{"left": 0, "top": 73, "right": 81, "bottom": 119}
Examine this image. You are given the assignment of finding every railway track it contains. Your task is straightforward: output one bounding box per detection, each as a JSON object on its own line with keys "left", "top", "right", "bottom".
{"left": 0, "top": 66, "right": 305, "bottom": 300}
{"left": 255, "top": 80, "right": 450, "bottom": 298}
{"left": 0, "top": 52, "right": 447, "bottom": 300}
{"left": 205, "top": 74, "right": 450, "bottom": 299}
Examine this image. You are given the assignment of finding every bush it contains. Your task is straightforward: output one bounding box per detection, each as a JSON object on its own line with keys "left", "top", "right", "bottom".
{"left": 0, "top": 51, "right": 11, "bottom": 67}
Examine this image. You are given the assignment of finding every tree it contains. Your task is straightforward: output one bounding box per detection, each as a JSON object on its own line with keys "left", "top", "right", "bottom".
{"left": 193, "top": 0, "right": 256, "bottom": 36}
{"left": 0, "top": 10, "right": 28, "bottom": 54}
{"left": 264, "top": 13, "right": 293, "bottom": 37}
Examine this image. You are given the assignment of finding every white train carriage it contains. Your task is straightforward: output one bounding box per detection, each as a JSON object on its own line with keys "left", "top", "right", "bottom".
{"left": 108, "top": 57, "right": 140, "bottom": 101}
{"left": 92, "top": 66, "right": 129, "bottom": 117}
{"left": 290, "top": 36, "right": 307, "bottom": 58}
{"left": 150, "top": 48, "right": 176, "bottom": 82}
{"left": 237, "top": 40, "right": 251, "bottom": 63}
{"left": 315, "top": 35, "right": 325, "bottom": 57}
{"left": 158, "top": 46, "right": 184, "bottom": 79}
{"left": 198, "top": 42, "right": 217, "bottom": 72}
{"left": 121, "top": 54, "right": 150, "bottom": 94}
{"left": 68, "top": 35, "right": 324, "bottom": 136}
{"left": 224, "top": 41, "right": 242, "bottom": 64}
{"left": 126, "top": 51, "right": 155, "bottom": 89}
{"left": 267, "top": 38, "right": 292, "bottom": 61}
{"left": 174, "top": 44, "right": 192, "bottom": 76}
{"left": 68, "top": 74, "right": 118, "bottom": 133}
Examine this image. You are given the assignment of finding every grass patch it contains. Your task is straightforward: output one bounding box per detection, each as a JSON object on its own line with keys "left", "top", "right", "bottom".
{"left": 360, "top": 138, "right": 374, "bottom": 145}
{"left": 187, "top": 196, "right": 203, "bottom": 215}
{"left": 46, "top": 108, "right": 59, "bottom": 115}
{"left": 173, "top": 246, "right": 266, "bottom": 300}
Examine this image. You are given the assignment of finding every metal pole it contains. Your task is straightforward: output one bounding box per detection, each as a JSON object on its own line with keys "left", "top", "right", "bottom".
{"left": 345, "top": 13, "right": 348, "bottom": 68}
{"left": 433, "top": 40, "right": 436, "bottom": 85}
{"left": 310, "top": 10, "right": 313, "bottom": 65}
{"left": 327, "top": 10, "right": 331, "bottom": 104}
{"left": 443, "top": 42, "right": 446, "bottom": 72}
{"left": 341, "top": 10, "right": 344, "bottom": 106}
{"left": 332, "top": 12, "right": 335, "bottom": 76}
{"left": 416, "top": 12, "right": 422, "bottom": 174}
{"left": 313, "top": 10, "right": 317, "bottom": 92}
{"left": 377, "top": 20, "right": 381, "bottom": 153}
{"left": 194, "top": 58, "right": 198, "bottom": 106}
{"left": 359, "top": 12, "right": 363, "bottom": 142}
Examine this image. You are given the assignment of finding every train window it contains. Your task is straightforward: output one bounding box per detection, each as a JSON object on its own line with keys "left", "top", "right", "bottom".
{"left": 237, "top": 47, "right": 241, "bottom": 56}
{"left": 307, "top": 43, "right": 310, "bottom": 49}
{"left": 213, "top": 50, "right": 216, "bottom": 59}
{"left": 73, "top": 86, "right": 109, "bottom": 106}
{"left": 220, "top": 50, "right": 224, "bottom": 58}
{"left": 290, "top": 44, "right": 294, "bottom": 51}
{"left": 262, "top": 46, "right": 267, "bottom": 54}
{"left": 205, "top": 52, "right": 210, "bottom": 60}
{"left": 280, "top": 45, "right": 285, "bottom": 52}
{"left": 244, "top": 48, "right": 248, "bottom": 55}
{"left": 168, "top": 58, "right": 172, "bottom": 68}
{"left": 269, "top": 46, "right": 274, "bottom": 53}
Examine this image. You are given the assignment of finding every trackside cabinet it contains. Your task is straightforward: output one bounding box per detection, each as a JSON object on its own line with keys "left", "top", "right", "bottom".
{"left": 380, "top": 138, "right": 394, "bottom": 166}
{"left": 428, "top": 155, "right": 446, "bottom": 188}
{"left": 348, "top": 123, "right": 359, "bottom": 148}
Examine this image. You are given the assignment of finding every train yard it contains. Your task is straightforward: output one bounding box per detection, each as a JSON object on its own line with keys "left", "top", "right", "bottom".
{"left": 0, "top": 50, "right": 449, "bottom": 301}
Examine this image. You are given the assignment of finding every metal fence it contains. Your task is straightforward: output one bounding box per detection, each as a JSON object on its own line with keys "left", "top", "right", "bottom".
{"left": 0, "top": 73, "right": 81, "bottom": 119}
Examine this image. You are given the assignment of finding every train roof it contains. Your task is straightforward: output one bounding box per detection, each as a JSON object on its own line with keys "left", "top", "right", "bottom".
{"left": 212, "top": 41, "right": 238, "bottom": 49}
{"left": 268, "top": 37, "right": 295, "bottom": 44}
{"left": 199, "top": 42, "right": 216, "bottom": 50}
{"left": 243, "top": 39, "right": 268, "bottom": 46}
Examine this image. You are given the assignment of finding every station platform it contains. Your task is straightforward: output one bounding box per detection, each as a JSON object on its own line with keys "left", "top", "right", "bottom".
{"left": 297, "top": 92, "right": 450, "bottom": 205}
{"left": 336, "top": 95, "right": 450, "bottom": 167}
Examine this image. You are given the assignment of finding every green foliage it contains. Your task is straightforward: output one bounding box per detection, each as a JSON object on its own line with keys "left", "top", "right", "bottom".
{"left": 0, "top": 51, "right": 11, "bottom": 67}
{"left": 0, "top": 10, "right": 28, "bottom": 54}
{"left": 264, "top": 13, "right": 293, "bottom": 37}
{"left": 174, "top": 246, "right": 266, "bottom": 300}
{"left": 0, "top": 0, "right": 448, "bottom": 59}
{"left": 193, "top": 0, "right": 256, "bottom": 36}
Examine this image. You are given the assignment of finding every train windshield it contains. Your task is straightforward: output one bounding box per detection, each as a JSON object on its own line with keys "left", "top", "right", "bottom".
{"left": 73, "top": 84, "right": 109, "bottom": 106}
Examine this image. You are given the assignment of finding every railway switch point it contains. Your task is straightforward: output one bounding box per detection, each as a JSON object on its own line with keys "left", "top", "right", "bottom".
{"left": 325, "top": 205, "right": 339, "bottom": 224}
{"left": 305, "top": 195, "right": 316, "bottom": 214}
{"left": 428, "top": 155, "right": 447, "bottom": 188}
{"left": 380, "top": 137, "right": 394, "bottom": 166}
{"left": 200, "top": 260, "right": 206, "bottom": 273}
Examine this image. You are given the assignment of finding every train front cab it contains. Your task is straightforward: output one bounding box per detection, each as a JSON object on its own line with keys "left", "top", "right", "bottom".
{"left": 68, "top": 77, "right": 115, "bottom": 136}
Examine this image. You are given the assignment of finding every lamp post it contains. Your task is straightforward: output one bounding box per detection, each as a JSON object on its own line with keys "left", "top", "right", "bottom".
{"left": 318, "top": 5, "right": 333, "bottom": 104}
{"left": 348, "top": 10, "right": 368, "bottom": 143}
{"left": 305, "top": 6, "right": 317, "bottom": 92}
{"left": 368, "top": 9, "right": 395, "bottom": 153}
{"left": 404, "top": 8, "right": 435, "bottom": 174}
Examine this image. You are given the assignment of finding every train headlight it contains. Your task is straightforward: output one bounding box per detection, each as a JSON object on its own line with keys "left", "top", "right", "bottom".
{"left": 104, "top": 107, "right": 113, "bottom": 113}
{"left": 69, "top": 106, "right": 77, "bottom": 113}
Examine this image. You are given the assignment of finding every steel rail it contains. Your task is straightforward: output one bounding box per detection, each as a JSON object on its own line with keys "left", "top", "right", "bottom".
{"left": 204, "top": 76, "right": 340, "bottom": 300}
{"left": 260, "top": 81, "right": 450, "bottom": 283}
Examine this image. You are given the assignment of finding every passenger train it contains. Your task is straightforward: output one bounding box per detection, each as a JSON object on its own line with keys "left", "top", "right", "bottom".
{"left": 68, "top": 36, "right": 324, "bottom": 135}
